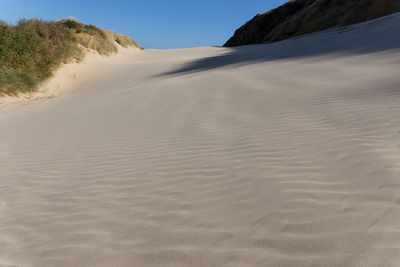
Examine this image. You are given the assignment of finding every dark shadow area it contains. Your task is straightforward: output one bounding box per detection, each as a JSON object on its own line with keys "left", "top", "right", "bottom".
{"left": 159, "top": 13, "right": 400, "bottom": 77}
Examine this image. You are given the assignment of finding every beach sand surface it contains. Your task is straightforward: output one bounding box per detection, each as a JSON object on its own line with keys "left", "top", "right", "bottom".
{"left": 1, "top": 13, "right": 400, "bottom": 267}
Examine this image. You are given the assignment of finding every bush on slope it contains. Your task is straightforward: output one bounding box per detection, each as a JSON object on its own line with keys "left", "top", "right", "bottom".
{"left": 0, "top": 19, "right": 139, "bottom": 95}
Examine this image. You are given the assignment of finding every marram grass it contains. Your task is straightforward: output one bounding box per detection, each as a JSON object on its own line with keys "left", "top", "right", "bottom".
{"left": 0, "top": 18, "right": 140, "bottom": 95}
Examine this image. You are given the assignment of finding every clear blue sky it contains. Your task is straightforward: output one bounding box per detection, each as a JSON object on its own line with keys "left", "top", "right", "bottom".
{"left": 0, "top": 0, "right": 288, "bottom": 49}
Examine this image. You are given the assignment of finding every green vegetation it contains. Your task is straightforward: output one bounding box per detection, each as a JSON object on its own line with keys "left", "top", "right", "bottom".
{"left": 0, "top": 18, "right": 140, "bottom": 95}
{"left": 225, "top": 0, "right": 400, "bottom": 47}
{"left": 265, "top": 0, "right": 400, "bottom": 43}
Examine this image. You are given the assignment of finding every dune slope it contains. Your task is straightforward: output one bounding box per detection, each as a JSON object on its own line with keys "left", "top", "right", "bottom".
{"left": 1, "top": 13, "right": 400, "bottom": 267}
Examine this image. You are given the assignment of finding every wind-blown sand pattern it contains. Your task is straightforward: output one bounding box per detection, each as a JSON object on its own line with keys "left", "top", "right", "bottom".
{"left": 1, "top": 13, "right": 400, "bottom": 267}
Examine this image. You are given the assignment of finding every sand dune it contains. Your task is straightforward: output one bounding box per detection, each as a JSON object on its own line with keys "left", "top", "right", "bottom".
{"left": 1, "top": 13, "right": 400, "bottom": 267}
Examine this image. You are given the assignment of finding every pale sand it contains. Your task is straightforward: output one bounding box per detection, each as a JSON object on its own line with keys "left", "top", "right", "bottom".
{"left": 1, "top": 13, "right": 400, "bottom": 267}
{"left": 0, "top": 47, "right": 141, "bottom": 108}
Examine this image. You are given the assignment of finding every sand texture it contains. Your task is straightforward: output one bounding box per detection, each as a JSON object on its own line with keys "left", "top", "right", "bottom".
{"left": 1, "top": 13, "right": 400, "bottom": 267}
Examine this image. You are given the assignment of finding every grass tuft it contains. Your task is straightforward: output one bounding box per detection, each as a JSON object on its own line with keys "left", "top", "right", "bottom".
{"left": 0, "top": 18, "right": 140, "bottom": 95}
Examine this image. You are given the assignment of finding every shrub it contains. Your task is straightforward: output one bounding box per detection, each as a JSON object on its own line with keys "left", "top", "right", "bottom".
{"left": 0, "top": 18, "right": 139, "bottom": 95}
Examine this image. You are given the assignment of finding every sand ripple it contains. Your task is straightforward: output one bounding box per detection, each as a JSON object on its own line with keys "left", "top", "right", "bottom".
{"left": 1, "top": 14, "right": 400, "bottom": 267}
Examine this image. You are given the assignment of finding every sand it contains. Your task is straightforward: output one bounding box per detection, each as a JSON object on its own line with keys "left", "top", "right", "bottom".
{"left": 1, "top": 13, "right": 400, "bottom": 267}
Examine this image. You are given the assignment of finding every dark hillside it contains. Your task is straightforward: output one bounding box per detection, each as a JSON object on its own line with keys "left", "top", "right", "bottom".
{"left": 224, "top": 0, "right": 400, "bottom": 47}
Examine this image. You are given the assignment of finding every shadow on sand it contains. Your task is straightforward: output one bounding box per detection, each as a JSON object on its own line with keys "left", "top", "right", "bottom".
{"left": 159, "top": 13, "right": 400, "bottom": 76}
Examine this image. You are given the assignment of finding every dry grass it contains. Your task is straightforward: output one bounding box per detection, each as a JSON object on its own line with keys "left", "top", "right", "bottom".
{"left": 105, "top": 30, "right": 140, "bottom": 49}
{"left": 0, "top": 18, "right": 140, "bottom": 95}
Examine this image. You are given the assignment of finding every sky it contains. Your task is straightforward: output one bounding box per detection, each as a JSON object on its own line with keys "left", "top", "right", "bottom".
{"left": 0, "top": 0, "right": 288, "bottom": 49}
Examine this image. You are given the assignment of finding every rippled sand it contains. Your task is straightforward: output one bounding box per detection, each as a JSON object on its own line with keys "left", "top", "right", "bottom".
{"left": 1, "top": 13, "right": 400, "bottom": 267}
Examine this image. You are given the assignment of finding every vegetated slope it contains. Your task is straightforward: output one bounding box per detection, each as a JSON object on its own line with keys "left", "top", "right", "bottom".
{"left": 224, "top": 0, "right": 400, "bottom": 47}
{"left": 0, "top": 19, "right": 140, "bottom": 95}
